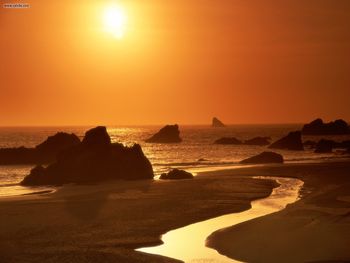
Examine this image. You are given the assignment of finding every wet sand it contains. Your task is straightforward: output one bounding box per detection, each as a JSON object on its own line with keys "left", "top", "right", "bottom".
{"left": 0, "top": 161, "right": 349, "bottom": 262}
{"left": 207, "top": 161, "right": 350, "bottom": 263}
{"left": 0, "top": 169, "right": 276, "bottom": 263}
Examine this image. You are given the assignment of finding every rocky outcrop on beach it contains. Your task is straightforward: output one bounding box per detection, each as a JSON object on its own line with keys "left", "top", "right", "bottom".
{"left": 269, "top": 131, "right": 304, "bottom": 151}
{"left": 212, "top": 117, "right": 226, "bottom": 127}
{"left": 314, "top": 139, "right": 334, "bottom": 153}
{"left": 160, "top": 169, "right": 193, "bottom": 180}
{"left": 244, "top": 137, "right": 270, "bottom": 146}
{"left": 145, "top": 125, "right": 182, "bottom": 143}
{"left": 302, "top": 118, "right": 350, "bottom": 135}
{"left": 240, "top": 151, "right": 284, "bottom": 164}
{"left": 0, "top": 132, "right": 80, "bottom": 165}
{"left": 21, "top": 126, "right": 154, "bottom": 186}
{"left": 214, "top": 137, "right": 242, "bottom": 145}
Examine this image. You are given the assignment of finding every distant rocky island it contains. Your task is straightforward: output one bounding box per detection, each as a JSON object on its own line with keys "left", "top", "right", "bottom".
{"left": 145, "top": 124, "right": 182, "bottom": 143}
{"left": 212, "top": 117, "right": 226, "bottom": 127}
{"left": 302, "top": 118, "right": 349, "bottom": 135}
{"left": 21, "top": 126, "right": 154, "bottom": 186}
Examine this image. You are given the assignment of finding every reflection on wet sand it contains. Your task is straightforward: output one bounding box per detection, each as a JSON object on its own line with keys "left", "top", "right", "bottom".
{"left": 137, "top": 177, "right": 303, "bottom": 263}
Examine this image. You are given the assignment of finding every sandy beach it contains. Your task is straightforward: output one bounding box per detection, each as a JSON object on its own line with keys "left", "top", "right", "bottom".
{"left": 0, "top": 166, "right": 276, "bottom": 263}
{"left": 1, "top": 161, "right": 349, "bottom": 262}
{"left": 207, "top": 161, "right": 350, "bottom": 263}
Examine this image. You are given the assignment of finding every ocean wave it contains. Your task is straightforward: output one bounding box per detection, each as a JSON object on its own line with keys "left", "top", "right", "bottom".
{"left": 152, "top": 161, "right": 238, "bottom": 167}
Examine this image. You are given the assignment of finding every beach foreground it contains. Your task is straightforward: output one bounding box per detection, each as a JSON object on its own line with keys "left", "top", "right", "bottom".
{"left": 0, "top": 161, "right": 349, "bottom": 262}
{"left": 207, "top": 161, "right": 350, "bottom": 263}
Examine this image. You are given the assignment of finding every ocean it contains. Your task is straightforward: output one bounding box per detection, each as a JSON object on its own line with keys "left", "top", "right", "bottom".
{"left": 0, "top": 124, "right": 349, "bottom": 196}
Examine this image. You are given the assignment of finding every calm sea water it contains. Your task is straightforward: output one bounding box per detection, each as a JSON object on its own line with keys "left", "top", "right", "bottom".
{"left": 0, "top": 125, "right": 349, "bottom": 196}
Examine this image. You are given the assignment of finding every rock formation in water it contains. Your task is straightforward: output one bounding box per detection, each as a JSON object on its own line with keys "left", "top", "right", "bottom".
{"left": 240, "top": 151, "right": 284, "bottom": 164}
{"left": 314, "top": 139, "right": 334, "bottom": 153}
{"left": 0, "top": 132, "right": 80, "bottom": 165}
{"left": 303, "top": 140, "right": 317, "bottom": 148}
{"left": 21, "top": 126, "right": 154, "bottom": 186}
{"left": 160, "top": 169, "right": 193, "bottom": 180}
{"left": 244, "top": 137, "right": 271, "bottom": 146}
{"left": 302, "top": 118, "right": 350, "bottom": 135}
{"left": 212, "top": 117, "right": 226, "bottom": 127}
{"left": 145, "top": 125, "right": 182, "bottom": 143}
{"left": 214, "top": 137, "right": 242, "bottom": 145}
{"left": 269, "top": 131, "right": 304, "bottom": 151}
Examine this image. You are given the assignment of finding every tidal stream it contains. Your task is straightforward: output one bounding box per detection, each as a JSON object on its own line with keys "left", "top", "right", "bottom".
{"left": 137, "top": 177, "right": 303, "bottom": 263}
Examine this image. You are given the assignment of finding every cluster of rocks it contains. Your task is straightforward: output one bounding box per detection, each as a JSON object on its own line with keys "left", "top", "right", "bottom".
{"left": 21, "top": 126, "right": 154, "bottom": 186}
{"left": 0, "top": 133, "right": 80, "bottom": 165}
{"left": 215, "top": 136, "right": 270, "bottom": 146}
{"left": 305, "top": 139, "right": 350, "bottom": 153}
{"left": 302, "top": 118, "right": 349, "bottom": 135}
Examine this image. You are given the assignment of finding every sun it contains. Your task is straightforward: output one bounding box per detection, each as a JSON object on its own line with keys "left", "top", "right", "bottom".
{"left": 103, "top": 4, "right": 127, "bottom": 39}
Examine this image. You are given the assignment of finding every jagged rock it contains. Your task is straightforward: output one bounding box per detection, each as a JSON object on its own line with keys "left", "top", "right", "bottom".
{"left": 244, "top": 137, "right": 270, "bottom": 146}
{"left": 145, "top": 125, "right": 182, "bottom": 143}
{"left": 21, "top": 127, "right": 154, "bottom": 186}
{"left": 0, "top": 132, "right": 80, "bottom": 165}
{"left": 240, "top": 151, "right": 284, "bottom": 164}
{"left": 214, "top": 137, "right": 242, "bottom": 145}
{"left": 314, "top": 139, "right": 335, "bottom": 153}
{"left": 212, "top": 117, "right": 226, "bottom": 127}
{"left": 160, "top": 169, "right": 193, "bottom": 180}
{"left": 302, "top": 118, "right": 350, "bottom": 135}
{"left": 269, "top": 131, "right": 304, "bottom": 151}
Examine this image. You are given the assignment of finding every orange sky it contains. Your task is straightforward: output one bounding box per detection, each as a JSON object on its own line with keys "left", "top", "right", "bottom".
{"left": 1, "top": 0, "right": 350, "bottom": 125}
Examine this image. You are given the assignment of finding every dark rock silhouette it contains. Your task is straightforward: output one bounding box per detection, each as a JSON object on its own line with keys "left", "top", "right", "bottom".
{"left": 0, "top": 147, "right": 37, "bottom": 165}
{"left": 160, "top": 169, "right": 193, "bottom": 180}
{"left": 303, "top": 140, "right": 317, "bottom": 148}
{"left": 21, "top": 126, "right": 154, "bottom": 186}
{"left": 0, "top": 132, "right": 80, "bottom": 165}
{"left": 314, "top": 139, "right": 334, "bottom": 153}
{"left": 302, "top": 118, "right": 350, "bottom": 135}
{"left": 145, "top": 125, "right": 182, "bottom": 143}
{"left": 35, "top": 132, "right": 80, "bottom": 153}
{"left": 212, "top": 117, "right": 226, "bottom": 127}
{"left": 269, "top": 131, "right": 304, "bottom": 151}
{"left": 240, "top": 151, "right": 284, "bottom": 164}
{"left": 244, "top": 137, "right": 270, "bottom": 146}
{"left": 214, "top": 137, "right": 242, "bottom": 145}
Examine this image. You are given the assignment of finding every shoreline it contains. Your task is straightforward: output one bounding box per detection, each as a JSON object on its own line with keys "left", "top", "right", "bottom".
{"left": 206, "top": 161, "right": 350, "bottom": 263}
{"left": 0, "top": 161, "right": 349, "bottom": 262}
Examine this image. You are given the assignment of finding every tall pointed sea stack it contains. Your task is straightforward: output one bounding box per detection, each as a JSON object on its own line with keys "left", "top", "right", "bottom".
{"left": 212, "top": 117, "right": 226, "bottom": 127}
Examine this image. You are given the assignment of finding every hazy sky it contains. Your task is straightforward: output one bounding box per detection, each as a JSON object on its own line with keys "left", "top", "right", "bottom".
{"left": 1, "top": 0, "right": 350, "bottom": 125}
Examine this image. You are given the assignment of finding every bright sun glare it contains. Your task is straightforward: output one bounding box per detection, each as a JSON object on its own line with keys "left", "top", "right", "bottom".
{"left": 103, "top": 5, "right": 127, "bottom": 39}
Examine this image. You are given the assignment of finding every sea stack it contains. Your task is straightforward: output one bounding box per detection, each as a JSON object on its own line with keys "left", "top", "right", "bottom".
{"left": 21, "top": 126, "right": 154, "bottom": 186}
{"left": 269, "top": 131, "right": 304, "bottom": 151}
{"left": 302, "top": 118, "right": 350, "bottom": 135}
{"left": 212, "top": 117, "right": 226, "bottom": 127}
{"left": 145, "top": 124, "right": 182, "bottom": 143}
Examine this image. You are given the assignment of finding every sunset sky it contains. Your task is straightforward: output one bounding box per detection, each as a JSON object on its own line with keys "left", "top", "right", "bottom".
{"left": 1, "top": 0, "right": 350, "bottom": 126}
